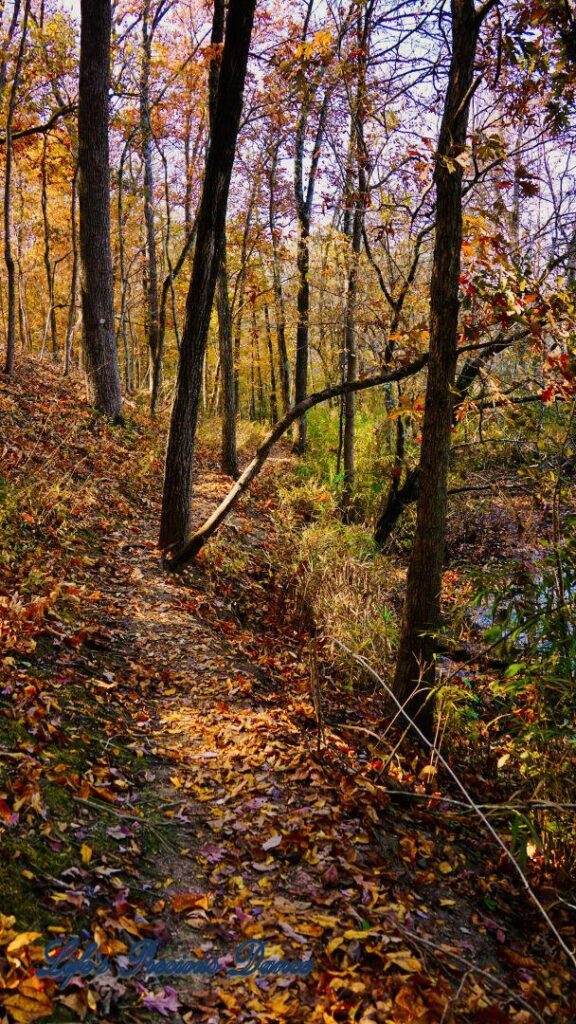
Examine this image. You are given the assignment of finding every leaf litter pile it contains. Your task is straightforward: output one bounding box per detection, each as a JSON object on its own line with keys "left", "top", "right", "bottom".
{"left": 0, "top": 361, "right": 574, "bottom": 1023}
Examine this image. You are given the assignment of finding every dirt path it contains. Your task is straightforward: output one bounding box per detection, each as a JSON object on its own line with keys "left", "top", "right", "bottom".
{"left": 75, "top": 470, "right": 572, "bottom": 1024}
{"left": 2, "top": 363, "right": 574, "bottom": 1023}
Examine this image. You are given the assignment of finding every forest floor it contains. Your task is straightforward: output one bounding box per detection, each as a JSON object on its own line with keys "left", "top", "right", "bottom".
{"left": 0, "top": 359, "right": 575, "bottom": 1024}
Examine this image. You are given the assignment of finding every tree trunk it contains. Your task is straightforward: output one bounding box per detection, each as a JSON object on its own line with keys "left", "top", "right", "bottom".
{"left": 342, "top": 8, "right": 369, "bottom": 519}
{"left": 3, "top": 0, "right": 30, "bottom": 376}
{"left": 341, "top": 201, "right": 361, "bottom": 517}
{"left": 292, "top": 87, "right": 331, "bottom": 453}
{"left": 209, "top": 0, "right": 238, "bottom": 477}
{"left": 392, "top": 0, "right": 486, "bottom": 738}
{"left": 269, "top": 145, "right": 290, "bottom": 413}
{"left": 41, "top": 135, "right": 58, "bottom": 360}
{"left": 217, "top": 257, "right": 239, "bottom": 477}
{"left": 293, "top": 214, "right": 311, "bottom": 452}
{"left": 151, "top": 217, "right": 198, "bottom": 416}
{"left": 264, "top": 303, "right": 279, "bottom": 424}
{"left": 140, "top": 2, "right": 161, "bottom": 386}
{"left": 159, "top": 0, "right": 256, "bottom": 551}
{"left": 65, "top": 164, "right": 79, "bottom": 376}
{"left": 231, "top": 187, "right": 256, "bottom": 415}
{"left": 116, "top": 145, "right": 132, "bottom": 392}
{"left": 78, "top": 0, "right": 123, "bottom": 421}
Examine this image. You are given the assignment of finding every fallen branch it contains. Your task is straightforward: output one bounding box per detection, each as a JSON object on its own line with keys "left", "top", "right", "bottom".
{"left": 162, "top": 352, "right": 429, "bottom": 570}
{"left": 162, "top": 338, "right": 526, "bottom": 570}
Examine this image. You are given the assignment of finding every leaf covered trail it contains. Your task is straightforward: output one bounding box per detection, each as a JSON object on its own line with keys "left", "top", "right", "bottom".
{"left": 0, "top": 362, "right": 574, "bottom": 1023}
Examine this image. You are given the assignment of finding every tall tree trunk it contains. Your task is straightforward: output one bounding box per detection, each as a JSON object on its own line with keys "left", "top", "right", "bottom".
{"left": 293, "top": 213, "right": 311, "bottom": 452}
{"left": 65, "top": 164, "right": 79, "bottom": 376}
{"left": 392, "top": 0, "right": 490, "bottom": 737}
{"left": 151, "top": 216, "right": 198, "bottom": 416}
{"left": 209, "top": 0, "right": 238, "bottom": 477}
{"left": 268, "top": 145, "right": 290, "bottom": 413}
{"left": 78, "top": 0, "right": 123, "bottom": 421}
{"left": 232, "top": 187, "right": 256, "bottom": 415}
{"left": 41, "top": 135, "right": 58, "bottom": 361}
{"left": 341, "top": 8, "right": 369, "bottom": 519}
{"left": 292, "top": 89, "right": 331, "bottom": 453}
{"left": 116, "top": 145, "right": 132, "bottom": 392}
{"left": 3, "top": 0, "right": 30, "bottom": 376}
{"left": 141, "top": 2, "right": 160, "bottom": 389}
{"left": 217, "top": 257, "right": 239, "bottom": 477}
{"left": 264, "top": 302, "right": 278, "bottom": 424}
{"left": 341, "top": 197, "right": 362, "bottom": 518}
{"left": 159, "top": 0, "right": 256, "bottom": 550}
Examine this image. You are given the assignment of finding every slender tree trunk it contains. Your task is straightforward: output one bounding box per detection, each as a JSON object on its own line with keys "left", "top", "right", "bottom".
{"left": 78, "top": 0, "right": 123, "bottom": 420}
{"left": 140, "top": 2, "right": 160, "bottom": 383}
{"left": 393, "top": 0, "right": 486, "bottom": 737}
{"left": 217, "top": 257, "right": 239, "bottom": 477}
{"left": 232, "top": 188, "right": 255, "bottom": 414}
{"left": 15, "top": 182, "right": 29, "bottom": 353}
{"left": 293, "top": 214, "right": 311, "bottom": 452}
{"left": 65, "top": 165, "right": 79, "bottom": 376}
{"left": 116, "top": 146, "right": 132, "bottom": 392}
{"left": 3, "top": 0, "right": 30, "bottom": 376}
{"left": 269, "top": 145, "right": 290, "bottom": 413}
{"left": 151, "top": 217, "right": 198, "bottom": 416}
{"left": 255, "top": 308, "right": 265, "bottom": 421}
{"left": 264, "top": 303, "right": 278, "bottom": 424}
{"left": 292, "top": 89, "right": 331, "bottom": 453}
{"left": 341, "top": 198, "right": 361, "bottom": 518}
{"left": 159, "top": 0, "right": 256, "bottom": 550}
{"left": 41, "top": 135, "right": 58, "bottom": 361}
{"left": 341, "top": 9, "right": 369, "bottom": 519}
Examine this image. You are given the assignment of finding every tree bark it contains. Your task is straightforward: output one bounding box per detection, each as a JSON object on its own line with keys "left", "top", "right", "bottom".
{"left": 392, "top": 0, "right": 486, "bottom": 738}
{"left": 209, "top": 0, "right": 238, "bottom": 477}
{"left": 217, "top": 257, "right": 239, "bottom": 477}
{"left": 41, "top": 135, "right": 58, "bottom": 361}
{"left": 64, "top": 164, "right": 79, "bottom": 376}
{"left": 3, "top": 0, "right": 30, "bottom": 376}
{"left": 159, "top": 0, "right": 256, "bottom": 550}
{"left": 140, "top": 2, "right": 161, "bottom": 381}
{"left": 268, "top": 145, "right": 290, "bottom": 413}
{"left": 78, "top": 0, "right": 123, "bottom": 420}
{"left": 264, "top": 302, "right": 279, "bottom": 424}
{"left": 293, "top": 89, "right": 330, "bottom": 454}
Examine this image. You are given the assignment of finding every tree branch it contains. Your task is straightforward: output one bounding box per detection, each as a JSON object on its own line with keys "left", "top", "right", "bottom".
{"left": 163, "top": 352, "right": 430, "bottom": 570}
{"left": 0, "top": 104, "right": 76, "bottom": 145}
